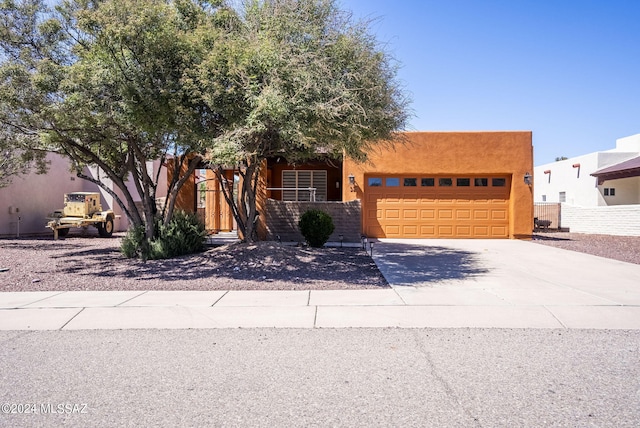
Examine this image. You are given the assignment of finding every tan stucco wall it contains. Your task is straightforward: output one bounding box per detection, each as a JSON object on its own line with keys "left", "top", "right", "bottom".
{"left": 342, "top": 131, "right": 534, "bottom": 239}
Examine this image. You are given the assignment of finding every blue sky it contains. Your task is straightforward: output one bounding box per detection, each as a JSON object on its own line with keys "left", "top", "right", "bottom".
{"left": 340, "top": 0, "right": 640, "bottom": 165}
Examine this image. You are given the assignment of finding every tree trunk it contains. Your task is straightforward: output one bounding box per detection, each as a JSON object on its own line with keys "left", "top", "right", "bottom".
{"left": 164, "top": 154, "right": 202, "bottom": 227}
{"left": 241, "top": 163, "right": 259, "bottom": 242}
{"left": 213, "top": 160, "right": 262, "bottom": 243}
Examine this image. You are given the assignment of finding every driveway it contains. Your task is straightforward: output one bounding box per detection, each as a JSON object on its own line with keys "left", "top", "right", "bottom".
{"left": 371, "top": 238, "right": 640, "bottom": 328}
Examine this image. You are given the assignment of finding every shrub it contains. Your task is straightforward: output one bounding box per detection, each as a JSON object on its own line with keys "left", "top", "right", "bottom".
{"left": 298, "top": 209, "right": 335, "bottom": 247}
{"left": 121, "top": 211, "right": 207, "bottom": 260}
{"left": 120, "top": 224, "right": 147, "bottom": 259}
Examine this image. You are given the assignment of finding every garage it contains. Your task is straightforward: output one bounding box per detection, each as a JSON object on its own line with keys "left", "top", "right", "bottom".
{"left": 364, "top": 175, "right": 511, "bottom": 238}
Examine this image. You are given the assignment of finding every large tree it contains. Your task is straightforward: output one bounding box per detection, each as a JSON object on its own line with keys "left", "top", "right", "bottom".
{"left": 201, "top": 0, "right": 410, "bottom": 241}
{"left": 0, "top": 0, "right": 228, "bottom": 240}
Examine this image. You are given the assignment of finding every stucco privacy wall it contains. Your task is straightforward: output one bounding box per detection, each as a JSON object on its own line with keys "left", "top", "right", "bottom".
{"left": 342, "top": 131, "right": 534, "bottom": 239}
{"left": 0, "top": 154, "right": 91, "bottom": 236}
{"left": 0, "top": 153, "right": 166, "bottom": 237}
{"left": 562, "top": 204, "right": 640, "bottom": 236}
{"left": 264, "top": 199, "right": 361, "bottom": 243}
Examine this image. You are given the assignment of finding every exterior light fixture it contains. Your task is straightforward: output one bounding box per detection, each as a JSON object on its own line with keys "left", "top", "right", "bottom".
{"left": 339, "top": 234, "right": 344, "bottom": 248}
{"left": 523, "top": 172, "right": 532, "bottom": 186}
{"left": 348, "top": 174, "right": 356, "bottom": 192}
{"left": 369, "top": 241, "right": 374, "bottom": 256}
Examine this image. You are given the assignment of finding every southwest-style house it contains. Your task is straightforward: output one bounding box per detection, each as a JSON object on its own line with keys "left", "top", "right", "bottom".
{"left": 176, "top": 131, "right": 534, "bottom": 242}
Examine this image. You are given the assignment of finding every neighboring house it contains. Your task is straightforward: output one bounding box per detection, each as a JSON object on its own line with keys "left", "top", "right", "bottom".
{"left": 186, "top": 131, "right": 534, "bottom": 240}
{"left": 534, "top": 133, "right": 640, "bottom": 236}
{"left": 0, "top": 153, "right": 166, "bottom": 237}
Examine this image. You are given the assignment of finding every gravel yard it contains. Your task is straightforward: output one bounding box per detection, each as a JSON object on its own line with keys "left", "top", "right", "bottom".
{"left": 532, "top": 231, "right": 640, "bottom": 265}
{"left": 0, "top": 233, "right": 388, "bottom": 292}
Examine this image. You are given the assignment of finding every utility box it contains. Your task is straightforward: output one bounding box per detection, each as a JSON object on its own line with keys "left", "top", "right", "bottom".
{"left": 63, "top": 192, "right": 103, "bottom": 218}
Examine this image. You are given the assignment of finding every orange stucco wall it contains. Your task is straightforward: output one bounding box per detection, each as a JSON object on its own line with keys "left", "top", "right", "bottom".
{"left": 342, "top": 131, "right": 534, "bottom": 239}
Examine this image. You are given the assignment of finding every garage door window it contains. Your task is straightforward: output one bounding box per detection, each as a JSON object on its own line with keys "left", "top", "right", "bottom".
{"left": 492, "top": 178, "right": 506, "bottom": 187}
{"left": 457, "top": 178, "right": 470, "bottom": 187}
{"left": 386, "top": 178, "right": 400, "bottom": 187}
{"left": 404, "top": 178, "right": 417, "bottom": 186}
{"left": 439, "top": 178, "right": 453, "bottom": 187}
{"left": 474, "top": 178, "right": 488, "bottom": 186}
{"left": 368, "top": 177, "right": 382, "bottom": 187}
{"left": 421, "top": 178, "right": 435, "bottom": 186}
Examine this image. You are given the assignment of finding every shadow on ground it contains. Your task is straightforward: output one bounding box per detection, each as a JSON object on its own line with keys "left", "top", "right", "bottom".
{"left": 43, "top": 241, "right": 388, "bottom": 288}
{"left": 373, "top": 243, "right": 489, "bottom": 286}
{"left": 532, "top": 233, "right": 573, "bottom": 241}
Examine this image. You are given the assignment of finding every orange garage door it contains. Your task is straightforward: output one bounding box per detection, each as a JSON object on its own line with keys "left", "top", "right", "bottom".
{"left": 364, "top": 175, "right": 511, "bottom": 238}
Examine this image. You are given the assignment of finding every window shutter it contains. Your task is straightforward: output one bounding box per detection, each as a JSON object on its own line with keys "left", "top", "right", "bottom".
{"left": 281, "top": 170, "right": 328, "bottom": 201}
{"left": 282, "top": 171, "right": 297, "bottom": 201}
{"left": 312, "top": 171, "right": 327, "bottom": 201}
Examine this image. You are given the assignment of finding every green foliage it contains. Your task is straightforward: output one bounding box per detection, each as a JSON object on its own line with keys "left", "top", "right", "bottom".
{"left": 121, "top": 211, "right": 207, "bottom": 260}
{"left": 204, "top": 0, "right": 410, "bottom": 166}
{"left": 298, "top": 209, "right": 335, "bottom": 248}
{"left": 120, "top": 224, "right": 148, "bottom": 259}
{"left": 0, "top": 140, "right": 49, "bottom": 188}
{"left": 1, "top": 0, "right": 409, "bottom": 243}
{"left": 202, "top": 0, "right": 410, "bottom": 241}
{"left": 0, "top": 0, "right": 228, "bottom": 236}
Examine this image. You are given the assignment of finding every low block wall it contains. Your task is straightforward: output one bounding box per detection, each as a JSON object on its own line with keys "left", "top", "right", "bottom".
{"left": 562, "top": 204, "right": 640, "bottom": 236}
{"left": 264, "top": 199, "right": 361, "bottom": 243}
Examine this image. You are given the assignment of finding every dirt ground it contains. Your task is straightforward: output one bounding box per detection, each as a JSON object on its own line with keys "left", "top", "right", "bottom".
{"left": 0, "top": 233, "right": 388, "bottom": 292}
{"left": 532, "top": 231, "right": 640, "bottom": 265}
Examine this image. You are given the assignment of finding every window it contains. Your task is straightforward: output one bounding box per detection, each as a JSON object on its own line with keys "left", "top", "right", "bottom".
{"left": 559, "top": 191, "right": 566, "bottom": 203}
{"left": 421, "top": 178, "right": 435, "bottom": 186}
{"left": 474, "top": 178, "right": 488, "bottom": 187}
{"left": 457, "top": 178, "right": 470, "bottom": 187}
{"left": 385, "top": 177, "right": 400, "bottom": 187}
{"left": 492, "top": 178, "right": 506, "bottom": 187}
{"left": 282, "top": 170, "right": 327, "bottom": 201}
{"left": 368, "top": 177, "right": 382, "bottom": 187}
{"left": 404, "top": 178, "right": 417, "bottom": 186}
{"left": 604, "top": 188, "right": 616, "bottom": 196}
{"left": 439, "top": 178, "right": 453, "bottom": 187}
{"left": 542, "top": 195, "right": 547, "bottom": 202}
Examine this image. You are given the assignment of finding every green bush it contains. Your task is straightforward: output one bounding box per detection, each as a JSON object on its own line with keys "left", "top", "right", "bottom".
{"left": 121, "top": 211, "right": 207, "bottom": 260}
{"left": 120, "top": 224, "right": 147, "bottom": 259}
{"left": 298, "top": 209, "right": 335, "bottom": 247}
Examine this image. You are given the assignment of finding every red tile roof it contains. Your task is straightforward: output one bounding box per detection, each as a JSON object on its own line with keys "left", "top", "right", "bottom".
{"left": 591, "top": 155, "right": 640, "bottom": 184}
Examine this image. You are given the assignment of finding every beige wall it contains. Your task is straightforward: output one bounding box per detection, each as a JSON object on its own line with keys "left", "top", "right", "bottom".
{"left": 0, "top": 154, "right": 96, "bottom": 236}
{"left": 0, "top": 154, "right": 164, "bottom": 237}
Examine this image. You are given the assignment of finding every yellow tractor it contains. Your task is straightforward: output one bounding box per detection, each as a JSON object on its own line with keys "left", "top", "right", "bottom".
{"left": 46, "top": 192, "right": 115, "bottom": 239}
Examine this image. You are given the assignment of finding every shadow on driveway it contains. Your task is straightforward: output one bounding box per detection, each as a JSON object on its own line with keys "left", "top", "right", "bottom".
{"left": 372, "top": 243, "right": 489, "bottom": 286}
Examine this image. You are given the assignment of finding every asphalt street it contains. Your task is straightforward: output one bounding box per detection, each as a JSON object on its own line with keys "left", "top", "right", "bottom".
{"left": 1, "top": 328, "right": 639, "bottom": 427}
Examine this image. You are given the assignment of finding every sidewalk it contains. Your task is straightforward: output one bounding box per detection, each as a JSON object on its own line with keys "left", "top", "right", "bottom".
{"left": 1, "top": 239, "right": 640, "bottom": 330}
{"left": 1, "top": 286, "right": 639, "bottom": 330}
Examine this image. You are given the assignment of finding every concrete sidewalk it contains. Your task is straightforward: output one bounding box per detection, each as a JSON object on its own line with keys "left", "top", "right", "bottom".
{"left": 1, "top": 239, "right": 640, "bottom": 330}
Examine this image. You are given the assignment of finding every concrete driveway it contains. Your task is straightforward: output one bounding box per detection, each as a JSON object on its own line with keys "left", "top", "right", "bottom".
{"left": 370, "top": 238, "right": 640, "bottom": 329}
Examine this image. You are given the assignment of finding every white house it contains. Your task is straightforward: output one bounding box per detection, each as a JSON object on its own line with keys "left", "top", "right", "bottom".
{"left": 0, "top": 153, "right": 167, "bottom": 237}
{"left": 534, "top": 133, "right": 640, "bottom": 236}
